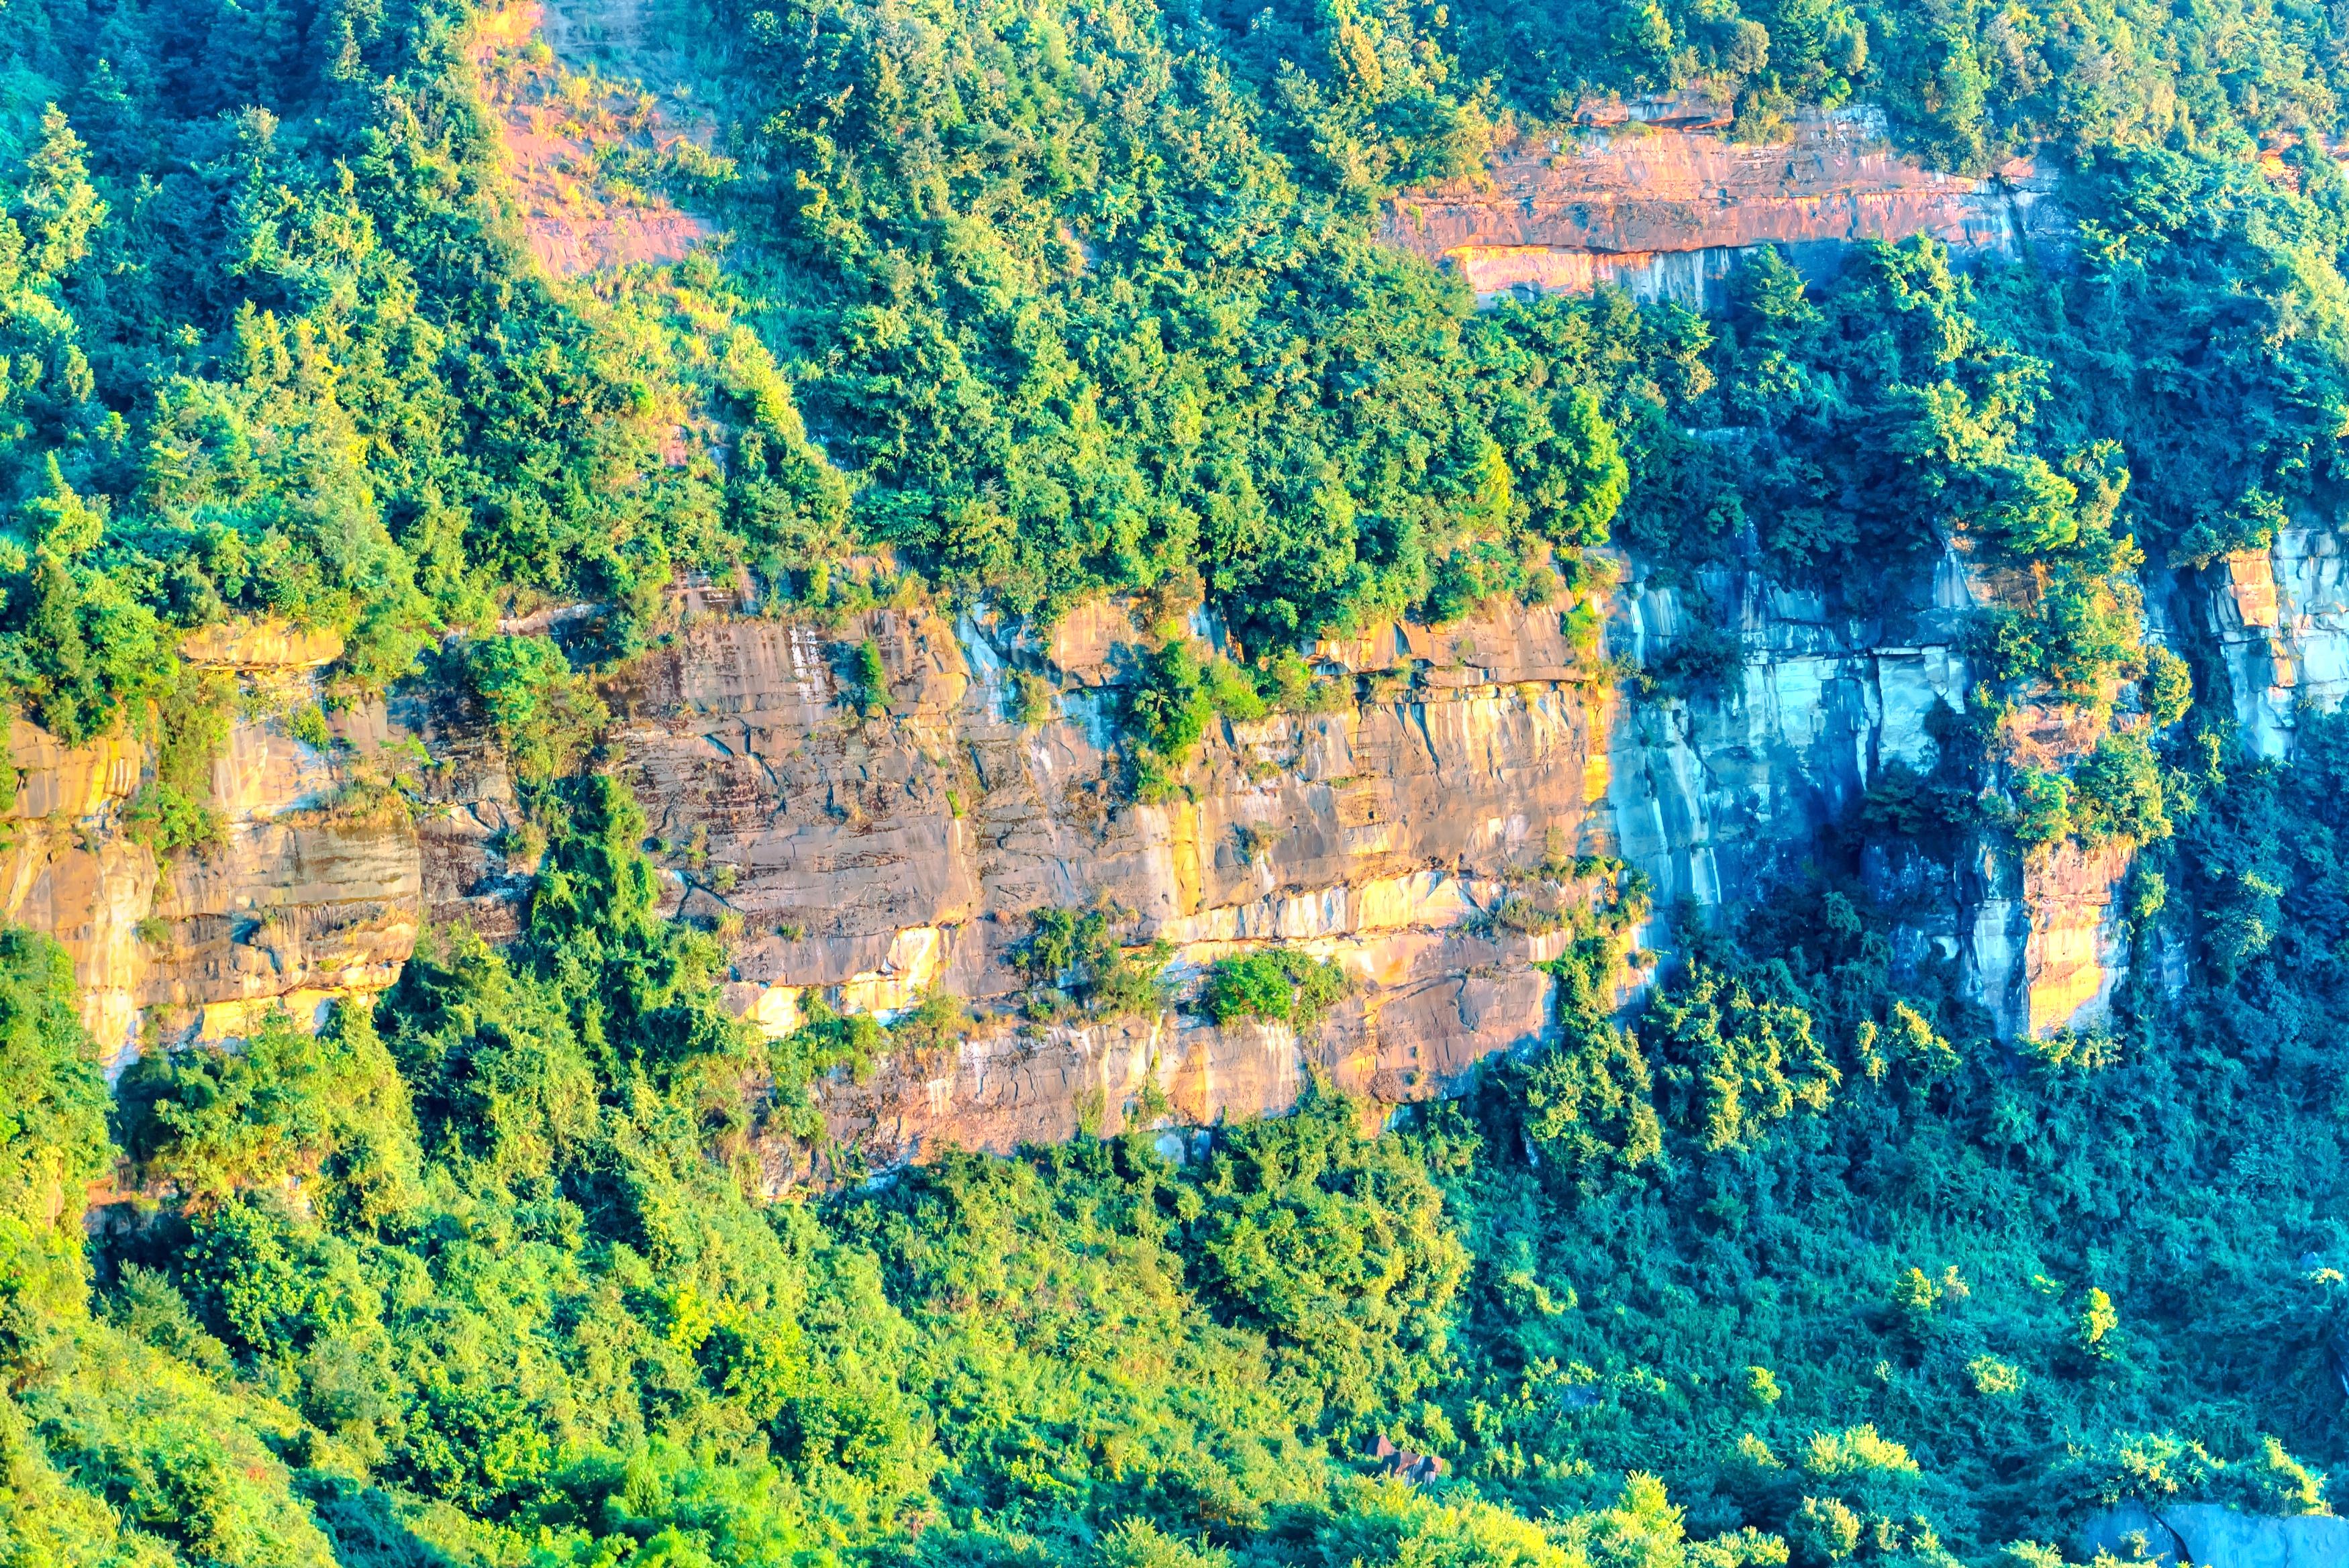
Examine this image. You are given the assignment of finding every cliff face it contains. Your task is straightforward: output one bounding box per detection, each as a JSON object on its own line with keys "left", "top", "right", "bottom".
{"left": 18, "top": 112, "right": 2335, "bottom": 1155}
{"left": 1379, "top": 104, "right": 2064, "bottom": 303}
{"left": 2207, "top": 529, "right": 2349, "bottom": 759}
{"left": 35, "top": 511, "right": 2334, "bottom": 1155}
{"left": 5, "top": 624, "right": 420, "bottom": 1060}
{"left": 1602, "top": 551, "right": 2134, "bottom": 1042}
{"left": 583, "top": 598, "right": 1621, "bottom": 1171}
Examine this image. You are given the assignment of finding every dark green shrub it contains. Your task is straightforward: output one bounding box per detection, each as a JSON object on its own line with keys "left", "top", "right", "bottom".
{"left": 848, "top": 637, "right": 891, "bottom": 717}
{"left": 2071, "top": 731, "right": 2170, "bottom": 849}
{"left": 465, "top": 635, "right": 609, "bottom": 783}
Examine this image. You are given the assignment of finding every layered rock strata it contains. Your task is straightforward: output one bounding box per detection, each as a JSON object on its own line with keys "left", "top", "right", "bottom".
{"left": 2207, "top": 529, "right": 2349, "bottom": 759}
{"left": 4, "top": 625, "right": 421, "bottom": 1060}
{"left": 1379, "top": 104, "right": 2063, "bottom": 303}
{"left": 583, "top": 598, "right": 1623, "bottom": 1171}
{"left": 38, "top": 515, "right": 2349, "bottom": 1154}
{"left": 1599, "top": 553, "right": 2132, "bottom": 1040}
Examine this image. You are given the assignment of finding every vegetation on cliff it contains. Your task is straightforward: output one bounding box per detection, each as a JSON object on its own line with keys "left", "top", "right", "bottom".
{"left": 5, "top": 0, "right": 2333, "bottom": 841}
{"left": 9, "top": 732, "right": 2349, "bottom": 1565}
{"left": 4, "top": 0, "right": 2349, "bottom": 1561}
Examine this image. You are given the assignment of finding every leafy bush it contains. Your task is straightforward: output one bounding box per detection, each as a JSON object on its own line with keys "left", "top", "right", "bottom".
{"left": 1200, "top": 950, "right": 1350, "bottom": 1028}
{"left": 1189, "top": 1083, "right": 1468, "bottom": 1417}
{"left": 464, "top": 635, "right": 609, "bottom": 784}
{"left": 1126, "top": 642, "right": 1218, "bottom": 774}
{"left": 2070, "top": 731, "right": 2171, "bottom": 849}
{"left": 846, "top": 636, "right": 891, "bottom": 717}
{"left": 119, "top": 1004, "right": 421, "bottom": 1226}
{"left": 1017, "top": 907, "right": 1174, "bottom": 1019}
{"left": 2010, "top": 768, "right": 2073, "bottom": 848}
{"left": 1645, "top": 961, "right": 1838, "bottom": 1153}
{"left": 0, "top": 928, "right": 108, "bottom": 1328}
{"left": 1011, "top": 668, "right": 1056, "bottom": 727}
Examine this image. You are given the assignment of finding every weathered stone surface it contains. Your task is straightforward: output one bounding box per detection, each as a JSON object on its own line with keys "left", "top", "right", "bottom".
{"left": 2077, "top": 1501, "right": 2183, "bottom": 1563}
{"left": 177, "top": 619, "right": 346, "bottom": 670}
{"left": 0, "top": 658, "right": 420, "bottom": 1059}
{"left": 2165, "top": 1505, "right": 2349, "bottom": 1568}
{"left": 1379, "top": 109, "right": 2063, "bottom": 303}
{"left": 813, "top": 929, "right": 1568, "bottom": 1171}
{"left": 2208, "top": 529, "right": 2349, "bottom": 760}
{"left": 2016, "top": 839, "right": 2134, "bottom": 1037}
{"left": 575, "top": 594, "right": 1619, "bottom": 1163}
{"left": 3, "top": 538, "right": 2167, "bottom": 1147}
{"left": 2079, "top": 1503, "right": 2349, "bottom": 1568}
{"left": 55, "top": 514, "right": 2332, "bottom": 1173}
{"left": 1596, "top": 548, "right": 2144, "bottom": 1039}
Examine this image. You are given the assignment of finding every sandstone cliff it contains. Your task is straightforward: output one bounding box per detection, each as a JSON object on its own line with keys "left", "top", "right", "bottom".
{"left": 0, "top": 53, "right": 2183, "bottom": 1165}
{"left": 1379, "top": 102, "right": 2064, "bottom": 303}
{"left": 15, "top": 519, "right": 2260, "bottom": 1165}
{"left": 4, "top": 622, "right": 419, "bottom": 1061}
{"left": 2207, "top": 529, "right": 2349, "bottom": 759}
{"left": 395, "top": 591, "right": 1624, "bottom": 1172}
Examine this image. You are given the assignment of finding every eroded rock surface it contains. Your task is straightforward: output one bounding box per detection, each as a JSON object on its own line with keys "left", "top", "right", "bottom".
{"left": 2080, "top": 1502, "right": 2349, "bottom": 1568}
{"left": 2208, "top": 529, "right": 2349, "bottom": 759}
{"left": 32, "top": 522, "right": 2295, "bottom": 1160}
{"left": 2, "top": 625, "right": 421, "bottom": 1060}
{"left": 1379, "top": 107, "right": 2063, "bottom": 303}
{"left": 572, "top": 598, "right": 1621, "bottom": 1169}
{"left": 13, "top": 550, "right": 2175, "bottom": 1155}
{"left": 1602, "top": 546, "right": 2147, "bottom": 1039}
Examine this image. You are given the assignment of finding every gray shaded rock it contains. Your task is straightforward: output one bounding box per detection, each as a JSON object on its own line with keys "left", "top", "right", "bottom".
{"left": 2077, "top": 1505, "right": 2349, "bottom": 1568}
{"left": 2166, "top": 1505, "right": 2349, "bottom": 1568}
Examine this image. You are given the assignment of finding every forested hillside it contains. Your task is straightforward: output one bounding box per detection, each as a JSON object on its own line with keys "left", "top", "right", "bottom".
{"left": 7, "top": 0, "right": 2349, "bottom": 1562}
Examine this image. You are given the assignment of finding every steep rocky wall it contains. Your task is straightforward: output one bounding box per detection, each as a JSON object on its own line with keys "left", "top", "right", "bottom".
{"left": 2081, "top": 1500, "right": 2349, "bottom": 1567}
{"left": 56, "top": 448, "right": 2344, "bottom": 1159}
{"left": 1379, "top": 105, "right": 2064, "bottom": 303}
{"left": 562, "top": 596, "right": 1622, "bottom": 1169}
{"left": 15, "top": 548, "right": 2168, "bottom": 1155}
{"left": 1601, "top": 548, "right": 2143, "bottom": 1039}
{"left": 385, "top": 592, "right": 1624, "bottom": 1169}
{"left": 3, "top": 624, "right": 421, "bottom": 1061}
{"left": 397, "top": 550, "right": 2138, "bottom": 1168}
{"left": 3, "top": 720, "right": 154, "bottom": 1055}
{"left": 2206, "top": 527, "right": 2349, "bottom": 759}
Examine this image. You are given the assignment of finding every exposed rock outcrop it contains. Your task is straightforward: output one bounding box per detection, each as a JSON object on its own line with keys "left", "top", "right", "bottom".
{"left": 12, "top": 528, "right": 2194, "bottom": 1152}
{"left": 1599, "top": 554, "right": 2136, "bottom": 1039}
{"left": 571, "top": 596, "right": 1621, "bottom": 1167}
{"left": 2080, "top": 1502, "right": 2349, "bottom": 1567}
{"left": 1, "top": 19, "right": 2334, "bottom": 1178}
{"left": 473, "top": 0, "right": 716, "bottom": 277}
{"left": 377, "top": 535, "right": 2154, "bottom": 1162}
{"left": 2208, "top": 529, "right": 2349, "bottom": 760}
{"left": 1379, "top": 105, "right": 2064, "bottom": 303}
{"left": 2, "top": 625, "right": 420, "bottom": 1061}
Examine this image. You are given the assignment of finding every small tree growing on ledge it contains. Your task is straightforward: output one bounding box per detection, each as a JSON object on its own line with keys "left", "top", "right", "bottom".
{"left": 1200, "top": 949, "right": 1348, "bottom": 1029}
{"left": 1015, "top": 907, "right": 1173, "bottom": 1021}
{"left": 844, "top": 637, "right": 891, "bottom": 718}
{"left": 465, "top": 634, "right": 609, "bottom": 784}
